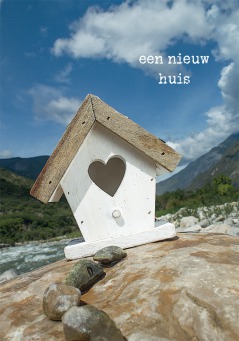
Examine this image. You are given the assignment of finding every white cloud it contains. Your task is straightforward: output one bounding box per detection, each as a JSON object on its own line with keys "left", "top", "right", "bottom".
{"left": 29, "top": 84, "right": 81, "bottom": 125}
{"left": 0, "top": 150, "right": 13, "bottom": 158}
{"left": 52, "top": 0, "right": 210, "bottom": 75}
{"left": 54, "top": 63, "right": 73, "bottom": 84}
{"left": 168, "top": 61, "right": 239, "bottom": 161}
{"left": 51, "top": 0, "right": 239, "bottom": 160}
{"left": 167, "top": 104, "right": 236, "bottom": 161}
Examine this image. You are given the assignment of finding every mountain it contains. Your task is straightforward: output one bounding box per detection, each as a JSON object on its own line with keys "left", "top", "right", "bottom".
{"left": 156, "top": 133, "right": 239, "bottom": 195}
{"left": 0, "top": 156, "right": 49, "bottom": 180}
{"left": 0, "top": 167, "right": 78, "bottom": 245}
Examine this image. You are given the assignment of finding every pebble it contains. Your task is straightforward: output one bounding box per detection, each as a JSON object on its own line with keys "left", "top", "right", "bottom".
{"left": 42, "top": 282, "right": 81, "bottom": 320}
{"left": 62, "top": 305, "right": 126, "bottom": 341}
{"left": 93, "top": 245, "right": 127, "bottom": 265}
{"left": 64, "top": 259, "right": 105, "bottom": 292}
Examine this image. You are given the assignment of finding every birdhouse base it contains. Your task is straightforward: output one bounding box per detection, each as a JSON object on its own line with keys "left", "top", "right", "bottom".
{"left": 64, "top": 222, "right": 176, "bottom": 260}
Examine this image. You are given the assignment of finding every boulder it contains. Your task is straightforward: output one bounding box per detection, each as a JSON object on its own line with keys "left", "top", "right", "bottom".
{"left": 199, "top": 218, "right": 210, "bottom": 228}
{"left": 0, "top": 233, "right": 238, "bottom": 341}
{"left": 62, "top": 305, "right": 126, "bottom": 341}
{"left": 180, "top": 216, "right": 199, "bottom": 228}
{"left": 203, "top": 223, "right": 231, "bottom": 234}
{"left": 227, "top": 226, "right": 239, "bottom": 236}
{"left": 64, "top": 259, "right": 105, "bottom": 292}
{"left": 42, "top": 282, "right": 81, "bottom": 320}
{"left": 93, "top": 246, "right": 127, "bottom": 265}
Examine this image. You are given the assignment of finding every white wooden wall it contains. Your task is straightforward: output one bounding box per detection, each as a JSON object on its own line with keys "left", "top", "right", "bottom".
{"left": 56, "top": 123, "right": 156, "bottom": 243}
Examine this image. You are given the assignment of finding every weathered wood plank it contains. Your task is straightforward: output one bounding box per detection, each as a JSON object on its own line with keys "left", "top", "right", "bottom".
{"left": 91, "top": 95, "right": 181, "bottom": 172}
{"left": 30, "top": 95, "right": 95, "bottom": 203}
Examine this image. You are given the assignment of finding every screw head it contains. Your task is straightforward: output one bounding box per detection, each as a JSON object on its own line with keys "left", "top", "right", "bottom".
{"left": 112, "top": 210, "right": 121, "bottom": 218}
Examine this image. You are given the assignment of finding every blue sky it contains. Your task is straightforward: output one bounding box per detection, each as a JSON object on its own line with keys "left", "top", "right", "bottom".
{"left": 1, "top": 0, "right": 239, "bottom": 174}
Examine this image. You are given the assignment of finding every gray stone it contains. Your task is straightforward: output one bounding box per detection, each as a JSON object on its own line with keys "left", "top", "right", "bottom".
{"left": 93, "top": 246, "right": 127, "bottom": 265}
{"left": 177, "top": 224, "right": 202, "bottom": 233}
{"left": 203, "top": 223, "right": 230, "bottom": 234}
{"left": 228, "top": 226, "right": 239, "bottom": 236}
{"left": 43, "top": 282, "right": 81, "bottom": 320}
{"left": 62, "top": 305, "right": 125, "bottom": 341}
{"left": 180, "top": 216, "right": 199, "bottom": 228}
{"left": 224, "top": 217, "right": 234, "bottom": 225}
{"left": 64, "top": 259, "right": 104, "bottom": 292}
{"left": 0, "top": 269, "right": 18, "bottom": 284}
{"left": 199, "top": 218, "right": 210, "bottom": 228}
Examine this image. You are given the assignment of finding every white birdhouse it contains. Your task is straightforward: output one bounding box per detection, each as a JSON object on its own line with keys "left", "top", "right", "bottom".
{"left": 31, "top": 94, "right": 181, "bottom": 259}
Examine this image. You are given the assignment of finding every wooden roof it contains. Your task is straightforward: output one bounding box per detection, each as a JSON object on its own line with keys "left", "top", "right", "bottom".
{"left": 30, "top": 94, "right": 181, "bottom": 203}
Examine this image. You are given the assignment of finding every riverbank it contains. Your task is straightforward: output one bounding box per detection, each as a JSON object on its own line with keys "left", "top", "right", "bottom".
{"left": 157, "top": 201, "right": 239, "bottom": 235}
{"left": 0, "top": 231, "right": 82, "bottom": 249}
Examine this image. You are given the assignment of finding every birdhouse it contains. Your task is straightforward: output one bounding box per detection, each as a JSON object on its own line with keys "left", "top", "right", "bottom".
{"left": 30, "top": 94, "right": 181, "bottom": 259}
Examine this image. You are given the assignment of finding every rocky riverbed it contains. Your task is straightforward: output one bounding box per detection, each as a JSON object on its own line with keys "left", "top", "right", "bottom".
{"left": 157, "top": 201, "right": 239, "bottom": 235}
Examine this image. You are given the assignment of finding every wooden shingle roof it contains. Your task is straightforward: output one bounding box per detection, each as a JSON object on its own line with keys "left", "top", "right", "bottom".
{"left": 30, "top": 94, "right": 181, "bottom": 203}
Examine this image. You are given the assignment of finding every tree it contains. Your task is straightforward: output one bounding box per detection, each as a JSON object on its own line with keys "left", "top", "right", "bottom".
{"left": 212, "top": 175, "right": 233, "bottom": 195}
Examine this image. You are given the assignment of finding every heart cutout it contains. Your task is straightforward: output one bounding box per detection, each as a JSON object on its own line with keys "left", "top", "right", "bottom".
{"left": 88, "top": 157, "right": 126, "bottom": 197}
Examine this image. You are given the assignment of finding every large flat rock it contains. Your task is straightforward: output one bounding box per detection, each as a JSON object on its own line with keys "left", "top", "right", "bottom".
{"left": 0, "top": 233, "right": 239, "bottom": 341}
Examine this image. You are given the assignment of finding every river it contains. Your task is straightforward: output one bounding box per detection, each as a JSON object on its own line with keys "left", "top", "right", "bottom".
{"left": 0, "top": 238, "right": 83, "bottom": 275}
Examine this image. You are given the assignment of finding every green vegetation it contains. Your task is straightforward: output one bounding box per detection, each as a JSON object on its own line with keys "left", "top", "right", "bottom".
{"left": 1, "top": 167, "right": 238, "bottom": 246}
{"left": 156, "top": 174, "right": 239, "bottom": 217}
{"left": 0, "top": 168, "right": 80, "bottom": 246}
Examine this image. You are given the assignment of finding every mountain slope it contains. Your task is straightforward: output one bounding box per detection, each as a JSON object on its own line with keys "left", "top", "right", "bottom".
{"left": 156, "top": 133, "right": 239, "bottom": 195}
{"left": 0, "top": 156, "right": 49, "bottom": 180}
{"left": 189, "top": 140, "right": 239, "bottom": 190}
{"left": 0, "top": 168, "right": 78, "bottom": 245}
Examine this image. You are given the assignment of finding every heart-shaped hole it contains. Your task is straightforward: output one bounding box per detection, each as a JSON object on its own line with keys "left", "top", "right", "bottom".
{"left": 88, "top": 157, "right": 126, "bottom": 197}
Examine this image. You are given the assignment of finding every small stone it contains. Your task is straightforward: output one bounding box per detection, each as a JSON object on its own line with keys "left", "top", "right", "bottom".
{"left": 93, "top": 246, "right": 127, "bottom": 265}
{"left": 0, "top": 269, "right": 18, "bottom": 284}
{"left": 43, "top": 282, "right": 81, "bottom": 321}
{"left": 62, "top": 305, "right": 125, "bottom": 341}
{"left": 64, "top": 259, "right": 104, "bottom": 291}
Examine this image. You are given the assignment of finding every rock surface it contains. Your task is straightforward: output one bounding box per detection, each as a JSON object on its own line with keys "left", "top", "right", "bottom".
{"left": 64, "top": 259, "right": 105, "bottom": 292}
{"left": 62, "top": 305, "right": 126, "bottom": 341}
{"left": 43, "top": 282, "right": 81, "bottom": 320}
{"left": 0, "top": 233, "right": 239, "bottom": 341}
{"left": 93, "top": 245, "right": 127, "bottom": 265}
